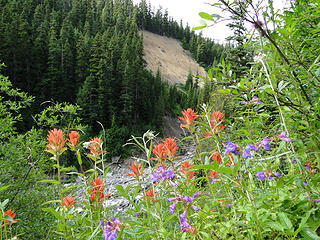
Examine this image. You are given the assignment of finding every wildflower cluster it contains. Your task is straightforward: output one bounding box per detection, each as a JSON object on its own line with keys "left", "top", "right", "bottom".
{"left": 41, "top": 105, "right": 319, "bottom": 240}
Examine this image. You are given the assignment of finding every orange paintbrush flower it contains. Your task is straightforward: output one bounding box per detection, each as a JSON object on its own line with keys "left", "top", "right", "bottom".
{"left": 151, "top": 143, "right": 166, "bottom": 162}
{"left": 126, "top": 162, "right": 144, "bottom": 179}
{"left": 226, "top": 153, "right": 235, "bottom": 166}
{"left": 90, "top": 178, "right": 106, "bottom": 202}
{"left": 179, "top": 108, "right": 198, "bottom": 130}
{"left": 88, "top": 137, "right": 105, "bottom": 158}
{"left": 162, "top": 137, "right": 178, "bottom": 160}
{"left": 210, "top": 111, "right": 226, "bottom": 132}
{"left": 46, "top": 128, "right": 66, "bottom": 155}
{"left": 68, "top": 131, "right": 80, "bottom": 147}
{"left": 2, "top": 210, "right": 20, "bottom": 226}
{"left": 209, "top": 170, "right": 220, "bottom": 179}
{"left": 180, "top": 161, "right": 195, "bottom": 179}
{"left": 211, "top": 150, "right": 222, "bottom": 164}
{"left": 62, "top": 195, "right": 76, "bottom": 209}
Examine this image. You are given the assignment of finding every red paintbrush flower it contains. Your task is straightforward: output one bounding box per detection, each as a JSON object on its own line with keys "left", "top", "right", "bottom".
{"left": 162, "top": 137, "right": 178, "bottom": 160}
{"left": 46, "top": 128, "right": 66, "bottom": 155}
{"left": 151, "top": 143, "right": 166, "bottom": 162}
{"left": 90, "top": 178, "right": 107, "bottom": 202}
{"left": 68, "top": 131, "right": 80, "bottom": 147}
{"left": 88, "top": 137, "right": 105, "bottom": 158}
{"left": 62, "top": 195, "right": 76, "bottom": 209}
{"left": 179, "top": 108, "right": 198, "bottom": 130}
{"left": 211, "top": 150, "right": 222, "bottom": 164}
{"left": 180, "top": 161, "right": 195, "bottom": 179}
{"left": 210, "top": 111, "right": 226, "bottom": 132}
{"left": 2, "top": 210, "right": 20, "bottom": 226}
{"left": 126, "top": 162, "right": 144, "bottom": 179}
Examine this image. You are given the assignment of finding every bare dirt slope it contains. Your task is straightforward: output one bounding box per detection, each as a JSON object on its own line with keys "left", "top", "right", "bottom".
{"left": 142, "top": 31, "right": 207, "bottom": 85}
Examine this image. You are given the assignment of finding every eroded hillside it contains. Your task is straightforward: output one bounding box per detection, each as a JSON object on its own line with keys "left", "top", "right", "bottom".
{"left": 142, "top": 31, "right": 207, "bottom": 84}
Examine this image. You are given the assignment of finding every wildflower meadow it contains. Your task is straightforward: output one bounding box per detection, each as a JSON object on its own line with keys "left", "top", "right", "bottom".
{"left": 1, "top": 0, "right": 320, "bottom": 239}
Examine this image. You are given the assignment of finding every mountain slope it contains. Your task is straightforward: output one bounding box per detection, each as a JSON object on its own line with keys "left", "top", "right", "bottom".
{"left": 142, "top": 31, "right": 207, "bottom": 84}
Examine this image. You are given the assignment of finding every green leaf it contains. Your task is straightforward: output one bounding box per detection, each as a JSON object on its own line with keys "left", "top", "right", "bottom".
{"left": 77, "top": 151, "right": 82, "bottom": 166}
{"left": 115, "top": 185, "right": 125, "bottom": 195}
{"left": 199, "top": 12, "right": 214, "bottom": 21}
{"left": 61, "top": 185, "right": 80, "bottom": 194}
{"left": 42, "top": 200, "right": 61, "bottom": 206}
{"left": 42, "top": 207, "right": 64, "bottom": 221}
{"left": 191, "top": 25, "right": 206, "bottom": 32}
{"left": 0, "top": 199, "right": 9, "bottom": 210}
{"left": 39, "top": 179, "right": 60, "bottom": 185}
{"left": 279, "top": 212, "right": 293, "bottom": 230}
{"left": 0, "top": 185, "right": 11, "bottom": 192}
{"left": 88, "top": 224, "right": 101, "bottom": 240}
{"left": 190, "top": 164, "right": 215, "bottom": 171}
{"left": 301, "top": 227, "right": 320, "bottom": 240}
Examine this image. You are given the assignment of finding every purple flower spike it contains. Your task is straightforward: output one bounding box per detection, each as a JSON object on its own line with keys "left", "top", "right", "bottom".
{"left": 225, "top": 141, "right": 240, "bottom": 155}
{"left": 192, "top": 191, "right": 201, "bottom": 199}
{"left": 101, "top": 218, "right": 122, "bottom": 240}
{"left": 268, "top": 176, "right": 275, "bottom": 181}
{"left": 192, "top": 205, "right": 200, "bottom": 211}
{"left": 249, "top": 144, "right": 260, "bottom": 152}
{"left": 183, "top": 196, "right": 194, "bottom": 202}
{"left": 313, "top": 199, "right": 320, "bottom": 203}
{"left": 256, "top": 172, "right": 267, "bottom": 180}
{"left": 303, "top": 180, "right": 308, "bottom": 186}
{"left": 167, "top": 197, "right": 177, "bottom": 202}
{"left": 162, "top": 170, "right": 175, "bottom": 180}
{"left": 261, "top": 138, "right": 272, "bottom": 151}
{"left": 211, "top": 178, "right": 220, "bottom": 184}
{"left": 291, "top": 159, "right": 296, "bottom": 164}
{"left": 278, "top": 132, "right": 292, "bottom": 142}
{"left": 169, "top": 201, "right": 178, "bottom": 214}
{"left": 227, "top": 204, "right": 232, "bottom": 207}
{"left": 273, "top": 172, "right": 281, "bottom": 177}
{"left": 251, "top": 96, "right": 263, "bottom": 104}
{"left": 242, "top": 149, "right": 252, "bottom": 159}
{"left": 150, "top": 173, "right": 161, "bottom": 182}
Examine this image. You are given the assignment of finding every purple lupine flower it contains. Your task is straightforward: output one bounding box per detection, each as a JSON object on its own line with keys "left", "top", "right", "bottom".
{"left": 241, "top": 96, "right": 263, "bottom": 105}
{"left": 179, "top": 210, "right": 190, "bottom": 228}
{"left": 313, "top": 199, "right": 320, "bottom": 203}
{"left": 192, "top": 192, "right": 201, "bottom": 199}
{"left": 135, "top": 212, "right": 148, "bottom": 218}
{"left": 150, "top": 173, "right": 161, "bottom": 182}
{"left": 249, "top": 144, "right": 260, "bottom": 152}
{"left": 303, "top": 180, "right": 308, "bottom": 186}
{"left": 261, "top": 138, "right": 272, "bottom": 151}
{"left": 242, "top": 146, "right": 252, "bottom": 159}
{"left": 278, "top": 132, "right": 292, "bottom": 142}
{"left": 101, "top": 218, "right": 122, "bottom": 240}
{"left": 256, "top": 172, "right": 267, "bottom": 180}
{"left": 268, "top": 176, "right": 275, "bottom": 181}
{"left": 162, "top": 170, "right": 175, "bottom": 180}
{"left": 211, "top": 178, "right": 220, "bottom": 184}
{"left": 227, "top": 204, "right": 232, "bottom": 207}
{"left": 167, "top": 197, "right": 178, "bottom": 202}
{"left": 225, "top": 141, "right": 240, "bottom": 155}
{"left": 251, "top": 96, "right": 263, "bottom": 104}
{"left": 273, "top": 172, "right": 281, "bottom": 177}
{"left": 183, "top": 196, "right": 194, "bottom": 202}
{"left": 192, "top": 205, "right": 200, "bottom": 211}
{"left": 291, "top": 159, "right": 296, "bottom": 164}
{"left": 169, "top": 201, "right": 178, "bottom": 214}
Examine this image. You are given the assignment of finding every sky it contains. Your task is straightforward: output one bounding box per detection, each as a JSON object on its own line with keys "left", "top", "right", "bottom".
{"left": 132, "top": 0, "right": 290, "bottom": 43}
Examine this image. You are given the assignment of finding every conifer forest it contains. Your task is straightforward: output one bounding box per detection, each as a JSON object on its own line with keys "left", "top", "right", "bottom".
{"left": 0, "top": 0, "right": 319, "bottom": 239}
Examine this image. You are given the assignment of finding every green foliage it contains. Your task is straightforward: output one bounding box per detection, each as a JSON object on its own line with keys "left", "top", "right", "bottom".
{"left": 0, "top": 67, "right": 34, "bottom": 139}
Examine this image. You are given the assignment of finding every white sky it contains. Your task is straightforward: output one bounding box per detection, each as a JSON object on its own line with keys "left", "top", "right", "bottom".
{"left": 133, "top": 0, "right": 290, "bottom": 43}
